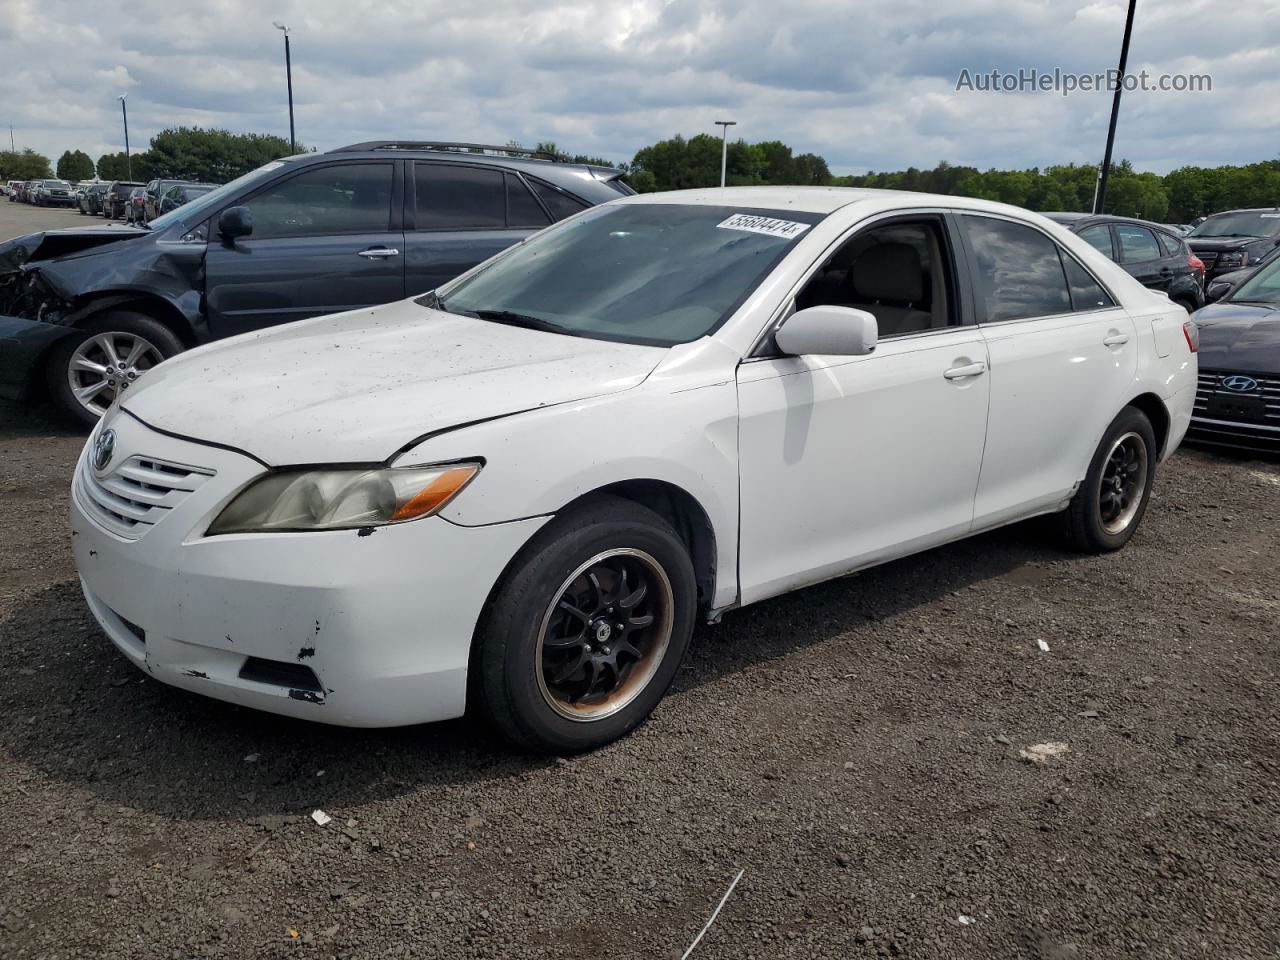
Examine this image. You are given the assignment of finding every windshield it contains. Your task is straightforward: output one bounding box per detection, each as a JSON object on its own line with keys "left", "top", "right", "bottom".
{"left": 1227, "top": 256, "right": 1280, "bottom": 305}
{"left": 434, "top": 203, "right": 823, "bottom": 346}
{"left": 1188, "top": 212, "right": 1280, "bottom": 239}
{"left": 148, "top": 158, "right": 300, "bottom": 233}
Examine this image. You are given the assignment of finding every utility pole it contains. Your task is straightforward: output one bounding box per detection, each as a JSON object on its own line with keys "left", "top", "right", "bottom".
{"left": 117, "top": 94, "right": 132, "bottom": 181}
{"left": 8, "top": 125, "right": 14, "bottom": 152}
{"left": 1094, "top": 0, "right": 1137, "bottom": 214}
{"left": 715, "top": 120, "right": 736, "bottom": 188}
{"left": 274, "top": 23, "right": 296, "bottom": 152}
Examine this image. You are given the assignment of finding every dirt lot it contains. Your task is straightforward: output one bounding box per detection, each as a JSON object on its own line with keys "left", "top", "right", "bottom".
{"left": 2, "top": 205, "right": 1279, "bottom": 958}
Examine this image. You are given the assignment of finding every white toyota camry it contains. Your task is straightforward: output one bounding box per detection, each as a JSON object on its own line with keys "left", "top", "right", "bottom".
{"left": 70, "top": 187, "right": 1198, "bottom": 752}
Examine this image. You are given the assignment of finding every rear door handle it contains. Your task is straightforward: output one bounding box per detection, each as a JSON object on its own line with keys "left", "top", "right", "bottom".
{"left": 356, "top": 247, "right": 400, "bottom": 258}
{"left": 943, "top": 361, "right": 987, "bottom": 380}
{"left": 1103, "top": 333, "right": 1130, "bottom": 347}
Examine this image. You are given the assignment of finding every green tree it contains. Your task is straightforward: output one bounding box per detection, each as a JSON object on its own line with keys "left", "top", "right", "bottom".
{"left": 144, "top": 127, "right": 299, "bottom": 182}
{"left": 0, "top": 148, "right": 53, "bottom": 180}
{"left": 96, "top": 151, "right": 149, "bottom": 181}
{"left": 56, "top": 149, "right": 95, "bottom": 181}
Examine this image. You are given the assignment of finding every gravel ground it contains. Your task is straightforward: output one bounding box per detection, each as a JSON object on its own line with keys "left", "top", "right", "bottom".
{"left": 2, "top": 206, "right": 1279, "bottom": 958}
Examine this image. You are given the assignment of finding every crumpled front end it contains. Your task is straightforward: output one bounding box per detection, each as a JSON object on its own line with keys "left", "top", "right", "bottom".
{"left": 0, "top": 246, "right": 77, "bottom": 400}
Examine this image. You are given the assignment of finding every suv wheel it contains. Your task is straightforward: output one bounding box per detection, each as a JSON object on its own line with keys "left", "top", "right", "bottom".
{"left": 474, "top": 495, "right": 697, "bottom": 753}
{"left": 47, "top": 312, "right": 185, "bottom": 426}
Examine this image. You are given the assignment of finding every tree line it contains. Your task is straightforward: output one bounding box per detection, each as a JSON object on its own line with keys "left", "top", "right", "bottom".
{"left": 6, "top": 127, "right": 1276, "bottom": 222}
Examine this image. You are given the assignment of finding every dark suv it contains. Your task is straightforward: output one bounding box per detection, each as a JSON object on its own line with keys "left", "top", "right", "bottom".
{"left": 1185, "top": 208, "right": 1280, "bottom": 279}
{"left": 142, "top": 179, "right": 217, "bottom": 223}
{"left": 1045, "top": 213, "right": 1205, "bottom": 312}
{"left": 102, "top": 180, "right": 145, "bottom": 219}
{"left": 0, "top": 141, "right": 631, "bottom": 423}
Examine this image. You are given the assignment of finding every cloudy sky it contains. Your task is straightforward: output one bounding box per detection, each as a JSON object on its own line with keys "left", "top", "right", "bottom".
{"left": 3, "top": 0, "right": 1278, "bottom": 175}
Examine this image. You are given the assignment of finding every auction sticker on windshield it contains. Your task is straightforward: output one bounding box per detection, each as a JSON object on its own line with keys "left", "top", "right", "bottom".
{"left": 717, "top": 214, "right": 812, "bottom": 239}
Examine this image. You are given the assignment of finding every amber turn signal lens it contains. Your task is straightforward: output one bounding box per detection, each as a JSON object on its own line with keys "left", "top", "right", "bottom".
{"left": 389, "top": 465, "right": 480, "bottom": 521}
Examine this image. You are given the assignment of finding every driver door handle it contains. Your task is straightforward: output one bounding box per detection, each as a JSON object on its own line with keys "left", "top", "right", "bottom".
{"left": 356, "top": 247, "right": 400, "bottom": 259}
{"left": 943, "top": 361, "right": 987, "bottom": 380}
{"left": 1103, "top": 333, "right": 1130, "bottom": 346}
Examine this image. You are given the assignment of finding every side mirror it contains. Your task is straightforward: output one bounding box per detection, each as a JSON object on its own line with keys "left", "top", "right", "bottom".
{"left": 219, "top": 206, "right": 253, "bottom": 241}
{"left": 1205, "top": 282, "right": 1230, "bottom": 303}
{"left": 775, "top": 305, "right": 878, "bottom": 357}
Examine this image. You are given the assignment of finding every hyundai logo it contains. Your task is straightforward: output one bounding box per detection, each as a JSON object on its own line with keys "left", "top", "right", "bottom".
{"left": 92, "top": 428, "right": 116, "bottom": 472}
{"left": 1221, "top": 375, "right": 1260, "bottom": 393}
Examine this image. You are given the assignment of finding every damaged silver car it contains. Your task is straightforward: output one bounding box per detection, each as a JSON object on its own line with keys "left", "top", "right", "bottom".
{"left": 0, "top": 141, "right": 631, "bottom": 425}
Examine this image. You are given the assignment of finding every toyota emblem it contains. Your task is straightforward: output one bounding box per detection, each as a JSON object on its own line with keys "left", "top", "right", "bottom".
{"left": 1221, "top": 375, "right": 1260, "bottom": 393}
{"left": 92, "top": 428, "right": 116, "bottom": 472}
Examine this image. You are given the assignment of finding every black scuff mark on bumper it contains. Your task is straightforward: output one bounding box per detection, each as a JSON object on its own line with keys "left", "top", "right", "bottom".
{"left": 357, "top": 526, "right": 375, "bottom": 538}
{"left": 297, "top": 646, "right": 316, "bottom": 660}
{"left": 289, "top": 689, "right": 325, "bottom": 704}
{"left": 183, "top": 669, "right": 209, "bottom": 679}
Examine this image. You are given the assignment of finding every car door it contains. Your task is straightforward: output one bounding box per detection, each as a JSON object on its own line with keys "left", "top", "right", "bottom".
{"left": 203, "top": 160, "right": 405, "bottom": 338}
{"left": 402, "top": 162, "right": 550, "bottom": 295}
{"left": 958, "top": 213, "right": 1138, "bottom": 528}
{"left": 736, "top": 212, "right": 991, "bottom": 606}
{"left": 1116, "top": 223, "right": 1168, "bottom": 292}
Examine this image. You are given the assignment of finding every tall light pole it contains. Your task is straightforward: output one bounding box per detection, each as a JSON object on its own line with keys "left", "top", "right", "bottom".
{"left": 1094, "top": 0, "right": 1137, "bottom": 214}
{"left": 273, "top": 22, "right": 296, "bottom": 153}
{"left": 715, "top": 120, "right": 736, "bottom": 188}
{"left": 117, "top": 94, "right": 131, "bottom": 181}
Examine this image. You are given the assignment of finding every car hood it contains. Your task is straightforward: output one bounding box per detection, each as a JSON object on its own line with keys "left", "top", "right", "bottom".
{"left": 0, "top": 227, "right": 143, "bottom": 274}
{"left": 121, "top": 301, "right": 668, "bottom": 465}
{"left": 1187, "top": 236, "right": 1272, "bottom": 253}
{"left": 1192, "top": 301, "right": 1280, "bottom": 373}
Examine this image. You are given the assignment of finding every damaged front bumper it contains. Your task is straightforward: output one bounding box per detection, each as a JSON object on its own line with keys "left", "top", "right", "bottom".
{"left": 70, "top": 411, "right": 548, "bottom": 727}
{"left": 0, "top": 312, "right": 76, "bottom": 399}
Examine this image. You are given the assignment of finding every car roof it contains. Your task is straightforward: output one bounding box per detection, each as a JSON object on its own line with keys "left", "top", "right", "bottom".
{"left": 613, "top": 185, "right": 1070, "bottom": 218}
{"left": 1042, "top": 211, "right": 1183, "bottom": 236}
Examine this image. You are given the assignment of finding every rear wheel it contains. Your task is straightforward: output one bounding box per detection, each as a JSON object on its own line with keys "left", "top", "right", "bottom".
{"left": 474, "top": 495, "right": 697, "bottom": 753}
{"left": 1061, "top": 407, "right": 1157, "bottom": 552}
{"left": 46, "top": 312, "right": 184, "bottom": 426}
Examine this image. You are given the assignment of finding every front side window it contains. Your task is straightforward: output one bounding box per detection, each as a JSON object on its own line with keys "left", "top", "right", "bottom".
{"left": 435, "top": 203, "right": 822, "bottom": 346}
{"left": 1116, "top": 225, "right": 1160, "bottom": 263}
{"left": 241, "top": 163, "right": 393, "bottom": 239}
{"left": 795, "top": 219, "right": 955, "bottom": 337}
{"left": 962, "top": 216, "right": 1072, "bottom": 322}
{"left": 415, "top": 163, "right": 505, "bottom": 230}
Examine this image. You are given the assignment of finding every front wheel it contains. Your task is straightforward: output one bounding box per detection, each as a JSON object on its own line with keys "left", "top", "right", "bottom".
{"left": 1061, "top": 407, "right": 1157, "bottom": 552}
{"left": 46, "top": 312, "right": 185, "bottom": 426}
{"left": 474, "top": 496, "right": 697, "bottom": 753}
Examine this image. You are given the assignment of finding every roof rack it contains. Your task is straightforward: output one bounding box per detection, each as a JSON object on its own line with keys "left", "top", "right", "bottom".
{"left": 329, "top": 141, "right": 565, "bottom": 162}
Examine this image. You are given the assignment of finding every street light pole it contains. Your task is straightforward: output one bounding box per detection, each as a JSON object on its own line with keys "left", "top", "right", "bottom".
{"left": 117, "top": 94, "right": 131, "bottom": 181}
{"left": 1094, "top": 0, "right": 1137, "bottom": 214}
{"left": 715, "top": 120, "right": 737, "bottom": 188}
{"left": 274, "top": 23, "right": 296, "bottom": 153}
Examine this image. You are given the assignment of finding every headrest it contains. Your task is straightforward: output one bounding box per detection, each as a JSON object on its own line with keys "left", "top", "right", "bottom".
{"left": 852, "top": 242, "right": 924, "bottom": 304}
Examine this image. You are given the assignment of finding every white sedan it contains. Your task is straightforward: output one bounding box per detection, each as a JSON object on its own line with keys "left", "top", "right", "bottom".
{"left": 69, "top": 187, "right": 1198, "bottom": 752}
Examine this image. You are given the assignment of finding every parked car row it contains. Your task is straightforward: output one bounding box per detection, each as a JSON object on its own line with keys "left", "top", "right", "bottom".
{"left": 4, "top": 177, "right": 221, "bottom": 224}
{"left": 6, "top": 178, "right": 78, "bottom": 206}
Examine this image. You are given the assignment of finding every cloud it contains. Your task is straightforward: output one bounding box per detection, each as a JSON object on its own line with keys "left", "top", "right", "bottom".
{"left": 2, "top": 0, "right": 1277, "bottom": 176}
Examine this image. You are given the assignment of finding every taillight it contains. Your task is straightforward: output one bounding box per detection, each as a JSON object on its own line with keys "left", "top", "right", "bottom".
{"left": 1182, "top": 320, "right": 1199, "bottom": 353}
{"left": 1188, "top": 255, "right": 1205, "bottom": 275}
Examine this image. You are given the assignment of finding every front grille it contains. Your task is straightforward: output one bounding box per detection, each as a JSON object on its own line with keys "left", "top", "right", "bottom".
{"left": 78, "top": 454, "right": 215, "bottom": 540}
{"left": 1195, "top": 251, "right": 1219, "bottom": 270}
{"left": 1194, "top": 370, "right": 1280, "bottom": 422}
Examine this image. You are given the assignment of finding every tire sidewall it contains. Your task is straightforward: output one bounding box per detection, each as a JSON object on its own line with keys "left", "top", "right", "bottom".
{"left": 1077, "top": 408, "right": 1157, "bottom": 551}
{"left": 482, "top": 507, "right": 697, "bottom": 753}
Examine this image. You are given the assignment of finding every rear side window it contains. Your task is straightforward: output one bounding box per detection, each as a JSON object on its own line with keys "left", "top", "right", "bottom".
{"left": 1060, "top": 255, "right": 1115, "bottom": 311}
{"left": 506, "top": 173, "right": 549, "bottom": 227}
{"left": 1116, "top": 225, "right": 1161, "bottom": 262}
{"left": 962, "top": 216, "right": 1072, "bottom": 322}
{"left": 242, "top": 163, "right": 393, "bottom": 238}
{"left": 415, "top": 163, "right": 505, "bottom": 229}
{"left": 1155, "top": 231, "right": 1181, "bottom": 256}
{"left": 1077, "top": 223, "right": 1114, "bottom": 259}
{"left": 528, "top": 179, "right": 589, "bottom": 222}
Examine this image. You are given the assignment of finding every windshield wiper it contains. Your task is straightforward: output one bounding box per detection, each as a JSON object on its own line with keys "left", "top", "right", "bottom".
{"left": 470, "top": 309, "right": 571, "bottom": 335}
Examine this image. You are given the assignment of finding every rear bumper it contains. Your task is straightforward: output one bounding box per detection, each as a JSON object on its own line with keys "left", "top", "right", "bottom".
{"left": 0, "top": 313, "right": 73, "bottom": 399}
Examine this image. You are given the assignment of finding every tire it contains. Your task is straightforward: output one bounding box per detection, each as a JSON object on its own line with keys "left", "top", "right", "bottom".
{"left": 474, "top": 495, "right": 697, "bottom": 754}
{"left": 1060, "top": 406, "right": 1157, "bottom": 553}
{"left": 46, "top": 311, "right": 185, "bottom": 427}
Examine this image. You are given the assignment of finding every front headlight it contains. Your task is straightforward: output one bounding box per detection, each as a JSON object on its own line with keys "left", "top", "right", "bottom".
{"left": 206, "top": 462, "right": 481, "bottom": 535}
